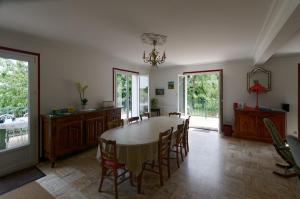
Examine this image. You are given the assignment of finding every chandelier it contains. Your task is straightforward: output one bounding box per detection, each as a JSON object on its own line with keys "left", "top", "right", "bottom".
{"left": 141, "top": 33, "right": 167, "bottom": 68}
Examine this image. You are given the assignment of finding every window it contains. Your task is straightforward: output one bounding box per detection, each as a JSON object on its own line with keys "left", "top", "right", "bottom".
{"left": 113, "top": 68, "right": 149, "bottom": 119}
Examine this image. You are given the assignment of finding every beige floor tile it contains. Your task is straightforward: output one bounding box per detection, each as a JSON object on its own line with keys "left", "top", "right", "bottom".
{"left": 35, "top": 129, "right": 300, "bottom": 199}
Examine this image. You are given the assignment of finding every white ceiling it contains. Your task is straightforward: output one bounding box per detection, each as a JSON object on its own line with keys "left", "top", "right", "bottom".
{"left": 277, "top": 30, "right": 300, "bottom": 55}
{"left": 0, "top": 0, "right": 276, "bottom": 67}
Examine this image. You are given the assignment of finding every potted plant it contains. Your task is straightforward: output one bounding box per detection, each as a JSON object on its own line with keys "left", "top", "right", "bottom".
{"left": 151, "top": 98, "right": 158, "bottom": 108}
{"left": 76, "top": 82, "right": 88, "bottom": 110}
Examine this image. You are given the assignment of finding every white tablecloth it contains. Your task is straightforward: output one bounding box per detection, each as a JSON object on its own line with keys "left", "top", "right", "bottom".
{"left": 97, "top": 116, "right": 184, "bottom": 174}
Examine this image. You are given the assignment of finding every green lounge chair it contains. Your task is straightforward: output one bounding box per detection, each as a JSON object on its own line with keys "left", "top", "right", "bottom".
{"left": 263, "top": 118, "right": 299, "bottom": 177}
{"left": 286, "top": 135, "right": 300, "bottom": 179}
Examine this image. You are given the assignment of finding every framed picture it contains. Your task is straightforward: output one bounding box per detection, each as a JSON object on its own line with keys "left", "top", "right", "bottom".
{"left": 155, "top": 88, "right": 164, "bottom": 95}
{"left": 168, "top": 81, "right": 175, "bottom": 89}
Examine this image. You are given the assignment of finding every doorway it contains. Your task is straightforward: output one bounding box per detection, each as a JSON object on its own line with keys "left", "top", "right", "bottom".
{"left": 178, "top": 70, "right": 223, "bottom": 131}
{"left": 113, "top": 68, "right": 149, "bottom": 119}
{"left": 0, "top": 48, "right": 39, "bottom": 177}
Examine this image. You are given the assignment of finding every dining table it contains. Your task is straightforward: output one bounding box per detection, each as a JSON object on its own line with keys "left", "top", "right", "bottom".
{"left": 97, "top": 116, "right": 184, "bottom": 175}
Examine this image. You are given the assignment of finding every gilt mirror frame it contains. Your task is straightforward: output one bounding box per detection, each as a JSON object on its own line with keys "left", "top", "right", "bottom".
{"left": 247, "top": 67, "right": 271, "bottom": 92}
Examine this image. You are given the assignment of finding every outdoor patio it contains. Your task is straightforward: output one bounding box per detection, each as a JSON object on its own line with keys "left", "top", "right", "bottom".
{"left": 189, "top": 116, "right": 219, "bottom": 130}
{"left": 0, "top": 117, "right": 29, "bottom": 151}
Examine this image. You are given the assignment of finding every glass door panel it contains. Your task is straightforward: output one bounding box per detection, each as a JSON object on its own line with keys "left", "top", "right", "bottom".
{"left": 178, "top": 75, "right": 186, "bottom": 115}
{"left": 131, "top": 74, "right": 138, "bottom": 117}
{"left": 139, "top": 75, "right": 149, "bottom": 114}
{"left": 115, "top": 73, "right": 128, "bottom": 119}
{"left": 0, "top": 57, "right": 29, "bottom": 152}
{"left": 115, "top": 71, "right": 139, "bottom": 119}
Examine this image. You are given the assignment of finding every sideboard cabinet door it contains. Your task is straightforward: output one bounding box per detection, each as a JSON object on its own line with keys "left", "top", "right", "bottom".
{"left": 86, "top": 115, "right": 105, "bottom": 146}
{"left": 54, "top": 117, "right": 83, "bottom": 156}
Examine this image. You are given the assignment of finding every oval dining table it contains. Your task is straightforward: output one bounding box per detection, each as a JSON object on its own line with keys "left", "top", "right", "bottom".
{"left": 97, "top": 116, "right": 184, "bottom": 175}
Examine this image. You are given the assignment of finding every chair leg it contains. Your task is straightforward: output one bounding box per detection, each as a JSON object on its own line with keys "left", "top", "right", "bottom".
{"left": 167, "top": 157, "right": 171, "bottom": 178}
{"left": 129, "top": 172, "right": 135, "bottom": 187}
{"left": 183, "top": 139, "right": 188, "bottom": 156}
{"left": 137, "top": 170, "right": 143, "bottom": 194}
{"left": 113, "top": 169, "right": 118, "bottom": 199}
{"left": 180, "top": 144, "right": 184, "bottom": 162}
{"left": 151, "top": 160, "right": 155, "bottom": 169}
{"left": 159, "top": 159, "right": 164, "bottom": 186}
{"left": 98, "top": 167, "right": 106, "bottom": 192}
{"left": 186, "top": 134, "right": 189, "bottom": 152}
{"left": 176, "top": 146, "right": 180, "bottom": 168}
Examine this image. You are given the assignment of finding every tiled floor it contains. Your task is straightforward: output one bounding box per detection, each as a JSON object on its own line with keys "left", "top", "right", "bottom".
{"left": 37, "top": 129, "right": 300, "bottom": 199}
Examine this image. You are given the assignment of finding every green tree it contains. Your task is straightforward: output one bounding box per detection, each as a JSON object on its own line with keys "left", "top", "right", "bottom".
{"left": 0, "top": 58, "right": 28, "bottom": 117}
{"left": 187, "top": 73, "right": 219, "bottom": 117}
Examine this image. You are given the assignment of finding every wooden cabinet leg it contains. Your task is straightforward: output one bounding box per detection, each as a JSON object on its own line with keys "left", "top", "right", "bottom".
{"left": 51, "top": 160, "right": 55, "bottom": 168}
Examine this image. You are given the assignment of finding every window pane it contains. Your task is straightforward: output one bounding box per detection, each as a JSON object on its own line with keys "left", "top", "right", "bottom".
{"left": 178, "top": 75, "right": 185, "bottom": 114}
{"left": 116, "top": 73, "right": 127, "bottom": 119}
{"left": 139, "top": 75, "right": 149, "bottom": 114}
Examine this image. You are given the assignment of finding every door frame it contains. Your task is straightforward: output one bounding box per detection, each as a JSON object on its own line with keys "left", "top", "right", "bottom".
{"left": 0, "top": 46, "right": 40, "bottom": 174}
{"left": 182, "top": 69, "right": 224, "bottom": 131}
{"left": 298, "top": 64, "right": 300, "bottom": 138}
{"left": 112, "top": 67, "right": 139, "bottom": 101}
{"left": 113, "top": 67, "right": 140, "bottom": 118}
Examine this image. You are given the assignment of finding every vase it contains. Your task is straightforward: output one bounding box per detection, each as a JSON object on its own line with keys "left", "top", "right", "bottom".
{"left": 81, "top": 104, "right": 86, "bottom": 110}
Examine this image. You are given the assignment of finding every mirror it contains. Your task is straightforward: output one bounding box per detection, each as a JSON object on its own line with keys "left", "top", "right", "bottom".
{"left": 247, "top": 67, "right": 271, "bottom": 92}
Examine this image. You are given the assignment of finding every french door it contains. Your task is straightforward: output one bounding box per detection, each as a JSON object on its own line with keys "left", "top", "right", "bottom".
{"left": 114, "top": 69, "right": 149, "bottom": 119}
{"left": 139, "top": 75, "right": 149, "bottom": 114}
{"left": 0, "top": 49, "right": 39, "bottom": 177}
{"left": 178, "top": 71, "right": 223, "bottom": 131}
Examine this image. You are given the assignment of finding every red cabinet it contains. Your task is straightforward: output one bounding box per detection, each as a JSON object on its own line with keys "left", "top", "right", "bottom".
{"left": 234, "top": 109, "right": 286, "bottom": 142}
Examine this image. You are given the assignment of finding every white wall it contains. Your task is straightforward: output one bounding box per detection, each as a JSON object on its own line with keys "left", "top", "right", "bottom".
{"left": 0, "top": 29, "right": 149, "bottom": 114}
{"left": 150, "top": 57, "right": 300, "bottom": 135}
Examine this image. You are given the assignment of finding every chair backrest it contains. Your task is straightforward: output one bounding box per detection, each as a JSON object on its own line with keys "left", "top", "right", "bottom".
{"left": 158, "top": 128, "right": 173, "bottom": 159}
{"left": 263, "top": 118, "right": 285, "bottom": 148}
{"left": 107, "top": 119, "right": 124, "bottom": 130}
{"left": 140, "top": 112, "right": 150, "bottom": 121}
{"left": 286, "top": 135, "right": 300, "bottom": 167}
{"left": 169, "top": 112, "right": 181, "bottom": 118}
{"left": 175, "top": 123, "right": 185, "bottom": 144}
{"left": 99, "top": 138, "right": 117, "bottom": 163}
{"left": 128, "top": 116, "right": 139, "bottom": 124}
{"left": 184, "top": 116, "right": 191, "bottom": 130}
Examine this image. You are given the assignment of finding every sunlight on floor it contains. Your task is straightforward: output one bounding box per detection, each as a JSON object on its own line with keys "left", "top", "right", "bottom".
{"left": 189, "top": 116, "right": 219, "bottom": 130}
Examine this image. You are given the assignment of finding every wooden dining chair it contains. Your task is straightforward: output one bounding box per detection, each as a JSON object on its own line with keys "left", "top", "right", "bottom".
{"left": 107, "top": 119, "right": 124, "bottom": 130}
{"left": 138, "top": 128, "right": 173, "bottom": 193}
{"left": 139, "top": 112, "right": 150, "bottom": 121}
{"left": 183, "top": 116, "right": 191, "bottom": 156}
{"left": 170, "top": 123, "right": 185, "bottom": 168}
{"left": 98, "top": 138, "right": 132, "bottom": 199}
{"left": 169, "top": 112, "right": 181, "bottom": 118}
{"left": 128, "top": 116, "right": 139, "bottom": 124}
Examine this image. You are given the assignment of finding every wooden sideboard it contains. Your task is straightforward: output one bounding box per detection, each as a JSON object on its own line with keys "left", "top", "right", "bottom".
{"left": 234, "top": 109, "right": 286, "bottom": 142}
{"left": 41, "top": 107, "right": 121, "bottom": 167}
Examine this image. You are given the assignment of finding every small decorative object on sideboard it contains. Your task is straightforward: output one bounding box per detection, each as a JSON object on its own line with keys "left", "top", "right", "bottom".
{"left": 75, "top": 82, "right": 88, "bottom": 110}
{"left": 249, "top": 80, "right": 267, "bottom": 110}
